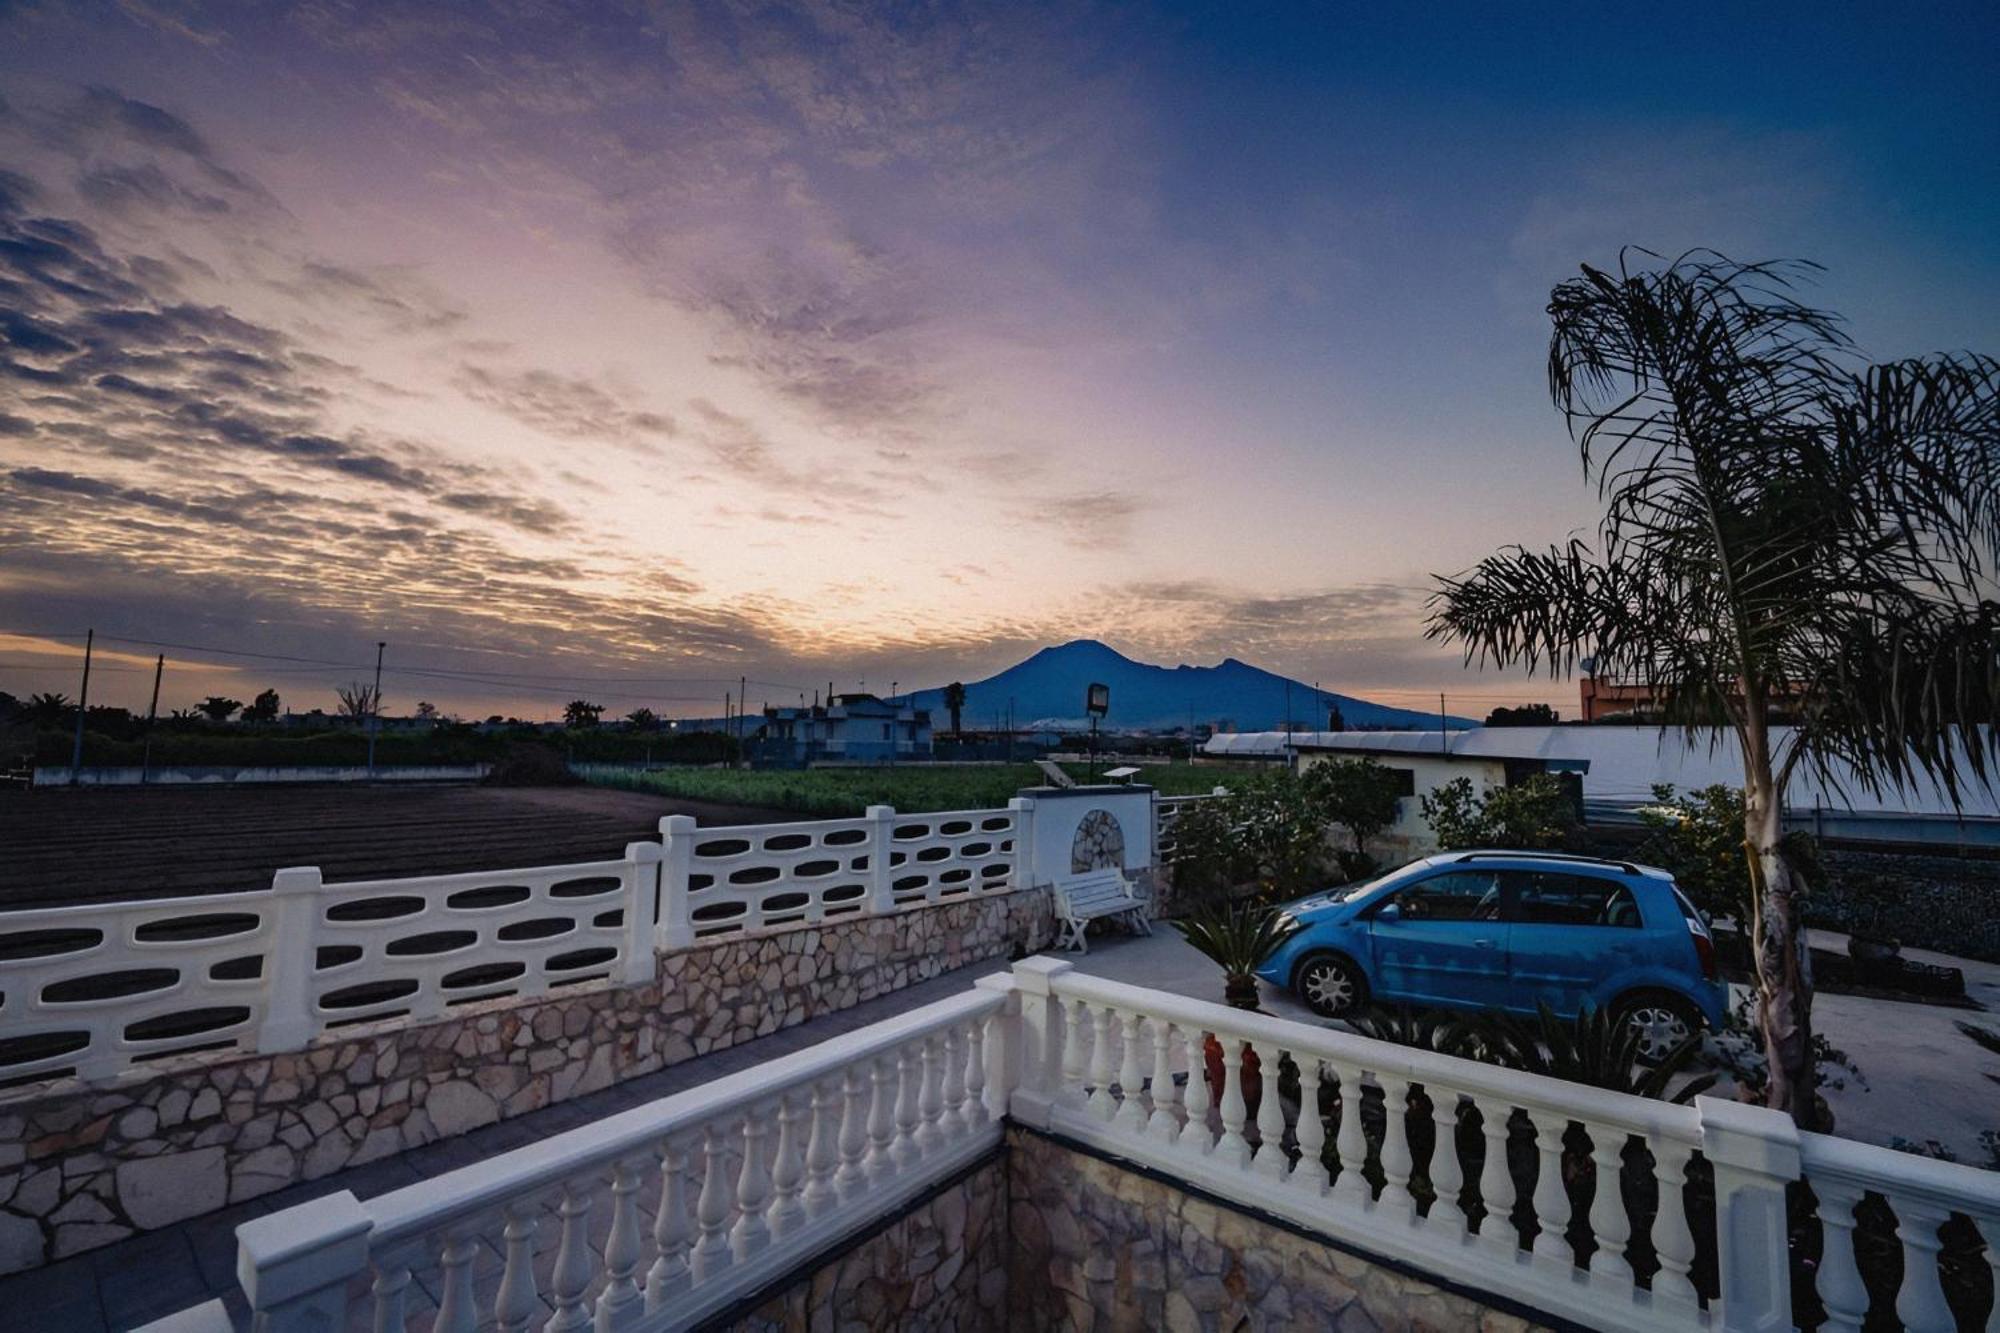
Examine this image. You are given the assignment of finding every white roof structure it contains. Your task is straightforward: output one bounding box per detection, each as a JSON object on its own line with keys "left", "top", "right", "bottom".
{"left": 1203, "top": 725, "right": 2000, "bottom": 819}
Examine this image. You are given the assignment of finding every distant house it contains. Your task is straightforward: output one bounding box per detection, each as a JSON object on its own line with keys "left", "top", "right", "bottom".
{"left": 756, "top": 694, "right": 933, "bottom": 766}
{"left": 1209, "top": 729, "right": 1590, "bottom": 857}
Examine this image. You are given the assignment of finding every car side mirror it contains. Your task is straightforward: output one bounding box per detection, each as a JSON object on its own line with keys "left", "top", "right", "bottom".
{"left": 1375, "top": 902, "right": 1401, "bottom": 925}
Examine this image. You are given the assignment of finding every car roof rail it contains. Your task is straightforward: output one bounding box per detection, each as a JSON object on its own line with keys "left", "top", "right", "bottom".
{"left": 1450, "top": 850, "right": 1641, "bottom": 876}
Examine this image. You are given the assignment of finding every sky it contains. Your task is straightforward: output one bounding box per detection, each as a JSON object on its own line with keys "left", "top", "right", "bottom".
{"left": 1, "top": 1, "right": 1996, "bottom": 723}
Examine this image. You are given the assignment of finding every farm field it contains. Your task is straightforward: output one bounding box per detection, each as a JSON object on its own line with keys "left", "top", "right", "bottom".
{"left": 0, "top": 784, "right": 793, "bottom": 909}
{"left": 584, "top": 761, "right": 1251, "bottom": 816}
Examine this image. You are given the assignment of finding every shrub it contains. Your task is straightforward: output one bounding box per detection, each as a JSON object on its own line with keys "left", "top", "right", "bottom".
{"left": 1418, "top": 774, "right": 1580, "bottom": 851}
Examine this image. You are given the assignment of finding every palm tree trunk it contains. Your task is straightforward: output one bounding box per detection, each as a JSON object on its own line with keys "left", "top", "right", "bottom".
{"left": 1742, "top": 733, "right": 1817, "bottom": 1127}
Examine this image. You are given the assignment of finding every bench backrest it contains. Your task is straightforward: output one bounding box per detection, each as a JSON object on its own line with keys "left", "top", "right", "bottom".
{"left": 1058, "top": 869, "right": 1134, "bottom": 914}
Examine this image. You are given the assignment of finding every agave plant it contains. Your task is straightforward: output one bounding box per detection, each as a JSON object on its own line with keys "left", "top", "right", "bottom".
{"left": 1466, "top": 1002, "right": 1719, "bottom": 1103}
{"left": 1345, "top": 1004, "right": 1478, "bottom": 1056}
{"left": 1171, "top": 903, "right": 1300, "bottom": 1009}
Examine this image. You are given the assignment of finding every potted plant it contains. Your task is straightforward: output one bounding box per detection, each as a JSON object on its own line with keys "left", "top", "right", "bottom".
{"left": 1171, "top": 903, "right": 1301, "bottom": 1114}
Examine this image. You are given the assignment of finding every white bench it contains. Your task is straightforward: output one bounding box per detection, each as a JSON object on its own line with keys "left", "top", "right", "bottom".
{"left": 1052, "top": 867, "right": 1151, "bottom": 953}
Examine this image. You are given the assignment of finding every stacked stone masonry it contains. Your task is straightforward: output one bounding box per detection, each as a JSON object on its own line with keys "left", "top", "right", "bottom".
{"left": 722, "top": 1159, "right": 1008, "bottom": 1333}
{"left": 0, "top": 888, "right": 1054, "bottom": 1275}
{"left": 1004, "top": 1130, "right": 1554, "bottom": 1333}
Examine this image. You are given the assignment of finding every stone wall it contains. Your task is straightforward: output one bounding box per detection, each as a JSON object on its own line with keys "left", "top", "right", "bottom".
{"left": 0, "top": 888, "right": 1053, "bottom": 1275}
{"left": 719, "top": 1157, "right": 1008, "bottom": 1333}
{"left": 1803, "top": 845, "right": 2000, "bottom": 963}
{"left": 1005, "top": 1129, "right": 1553, "bottom": 1333}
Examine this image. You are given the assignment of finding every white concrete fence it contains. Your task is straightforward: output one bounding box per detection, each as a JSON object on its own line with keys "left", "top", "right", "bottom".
{"left": 147, "top": 959, "right": 1999, "bottom": 1333}
{"left": 0, "top": 787, "right": 1179, "bottom": 1086}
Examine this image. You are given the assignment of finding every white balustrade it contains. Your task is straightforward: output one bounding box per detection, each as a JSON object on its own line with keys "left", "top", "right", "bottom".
{"left": 143, "top": 963, "right": 2000, "bottom": 1333}
{"left": 227, "top": 987, "right": 1007, "bottom": 1333}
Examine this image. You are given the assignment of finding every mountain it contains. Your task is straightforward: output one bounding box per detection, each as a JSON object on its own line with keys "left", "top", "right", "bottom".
{"left": 906, "top": 640, "right": 1476, "bottom": 732}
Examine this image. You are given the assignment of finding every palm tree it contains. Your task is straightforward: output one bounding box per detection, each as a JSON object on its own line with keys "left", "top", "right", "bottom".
{"left": 1428, "top": 250, "right": 2000, "bottom": 1125}
{"left": 942, "top": 681, "right": 966, "bottom": 739}
{"left": 194, "top": 696, "right": 243, "bottom": 722}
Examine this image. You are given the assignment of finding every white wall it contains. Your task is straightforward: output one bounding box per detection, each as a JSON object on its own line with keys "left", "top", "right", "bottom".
{"left": 1014, "top": 786, "right": 1157, "bottom": 886}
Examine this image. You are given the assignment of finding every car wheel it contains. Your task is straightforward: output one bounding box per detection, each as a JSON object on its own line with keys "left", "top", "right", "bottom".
{"left": 1297, "top": 955, "right": 1365, "bottom": 1018}
{"left": 1618, "top": 995, "right": 1699, "bottom": 1064}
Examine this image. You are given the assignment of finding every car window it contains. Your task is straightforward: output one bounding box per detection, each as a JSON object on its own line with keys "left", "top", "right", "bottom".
{"left": 1391, "top": 871, "right": 1504, "bottom": 922}
{"left": 1509, "top": 872, "right": 1642, "bottom": 928}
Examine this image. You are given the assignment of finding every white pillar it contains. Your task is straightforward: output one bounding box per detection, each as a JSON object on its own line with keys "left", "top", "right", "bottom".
{"left": 257, "top": 866, "right": 322, "bottom": 1054}
{"left": 1005, "top": 956, "right": 1073, "bottom": 1128}
{"left": 621, "top": 841, "right": 663, "bottom": 986}
{"left": 236, "top": 1191, "right": 373, "bottom": 1333}
{"left": 657, "top": 816, "right": 696, "bottom": 951}
{"left": 1008, "top": 796, "right": 1038, "bottom": 890}
{"left": 865, "top": 805, "right": 897, "bottom": 915}
{"left": 1697, "top": 1095, "right": 1801, "bottom": 1333}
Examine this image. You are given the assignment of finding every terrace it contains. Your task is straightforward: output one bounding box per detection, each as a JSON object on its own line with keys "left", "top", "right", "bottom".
{"left": 0, "top": 785, "right": 1994, "bottom": 1331}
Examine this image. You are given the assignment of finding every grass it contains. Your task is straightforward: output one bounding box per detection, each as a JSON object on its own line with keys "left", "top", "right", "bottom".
{"left": 583, "top": 761, "right": 1254, "bottom": 816}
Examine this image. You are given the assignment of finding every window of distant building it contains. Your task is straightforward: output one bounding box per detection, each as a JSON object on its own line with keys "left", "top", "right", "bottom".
{"left": 882, "top": 723, "right": 891, "bottom": 740}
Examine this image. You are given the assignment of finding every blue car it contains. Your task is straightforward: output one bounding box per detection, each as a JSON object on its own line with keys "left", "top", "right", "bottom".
{"left": 1258, "top": 850, "right": 1727, "bottom": 1059}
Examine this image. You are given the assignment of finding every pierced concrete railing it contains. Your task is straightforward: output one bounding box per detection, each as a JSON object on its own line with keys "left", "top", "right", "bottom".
{"left": 0, "top": 844, "right": 664, "bottom": 1084}
{"left": 659, "top": 801, "right": 1024, "bottom": 945}
{"left": 0, "top": 799, "right": 1040, "bottom": 1086}
{"left": 145, "top": 964, "right": 1997, "bottom": 1332}
{"left": 1008, "top": 960, "right": 2000, "bottom": 1333}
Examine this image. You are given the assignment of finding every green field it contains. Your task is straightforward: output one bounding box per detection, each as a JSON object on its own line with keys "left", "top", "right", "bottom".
{"left": 583, "top": 762, "right": 1252, "bottom": 816}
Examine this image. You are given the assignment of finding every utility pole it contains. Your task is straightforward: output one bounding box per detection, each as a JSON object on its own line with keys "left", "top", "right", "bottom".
{"left": 738, "top": 674, "right": 747, "bottom": 765}
{"left": 69, "top": 628, "right": 94, "bottom": 784}
{"left": 1438, "top": 692, "right": 1449, "bottom": 752}
{"left": 140, "top": 653, "right": 163, "bottom": 785}
{"left": 366, "top": 641, "right": 384, "bottom": 778}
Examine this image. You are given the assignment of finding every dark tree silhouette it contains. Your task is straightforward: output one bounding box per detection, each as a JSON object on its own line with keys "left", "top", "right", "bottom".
{"left": 336, "top": 682, "right": 381, "bottom": 720}
{"left": 195, "top": 696, "right": 243, "bottom": 722}
{"left": 942, "top": 681, "right": 967, "bottom": 738}
{"left": 242, "top": 688, "right": 281, "bottom": 723}
{"left": 1430, "top": 250, "right": 2000, "bottom": 1125}
{"left": 1484, "top": 703, "right": 1558, "bottom": 727}
{"left": 564, "top": 699, "right": 604, "bottom": 728}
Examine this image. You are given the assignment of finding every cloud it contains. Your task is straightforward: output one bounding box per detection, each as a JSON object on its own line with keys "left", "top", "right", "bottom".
{"left": 454, "top": 363, "right": 675, "bottom": 452}
{"left": 1013, "top": 490, "right": 1150, "bottom": 552}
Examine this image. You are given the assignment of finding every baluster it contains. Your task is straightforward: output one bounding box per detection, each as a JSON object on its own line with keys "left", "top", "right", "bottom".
{"left": 1215, "top": 1035, "right": 1251, "bottom": 1168}
{"left": 1147, "top": 1018, "right": 1181, "bottom": 1143}
{"left": 1891, "top": 1197, "right": 1954, "bottom": 1333}
{"left": 1975, "top": 1217, "right": 2000, "bottom": 1333}
{"left": 802, "top": 1079, "right": 841, "bottom": 1219}
{"left": 1585, "top": 1126, "right": 1632, "bottom": 1282}
{"left": 494, "top": 1203, "right": 540, "bottom": 1333}
{"left": 595, "top": 1157, "right": 647, "bottom": 1329}
{"left": 1478, "top": 1101, "right": 1519, "bottom": 1259}
{"left": 866, "top": 1054, "right": 899, "bottom": 1185}
{"left": 1291, "top": 1056, "right": 1327, "bottom": 1194}
{"left": 1114, "top": 1011, "right": 1149, "bottom": 1133}
{"left": 1331, "top": 1061, "right": 1369, "bottom": 1207}
{"left": 1529, "top": 1110, "right": 1574, "bottom": 1265}
{"left": 691, "top": 1123, "right": 736, "bottom": 1281}
{"left": 765, "top": 1092, "right": 807, "bottom": 1240}
{"left": 1061, "top": 995, "right": 1091, "bottom": 1107}
{"left": 916, "top": 1033, "right": 945, "bottom": 1153}
{"left": 1177, "top": 1025, "right": 1213, "bottom": 1153}
{"left": 1647, "top": 1136, "right": 1698, "bottom": 1304}
{"left": 940, "top": 1023, "right": 968, "bottom": 1139}
{"left": 891, "top": 1045, "right": 922, "bottom": 1171}
{"left": 837, "top": 1065, "right": 872, "bottom": 1198}
{"left": 547, "top": 1181, "right": 596, "bottom": 1331}
{"left": 1377, "top": 1075, "right": 1415, "bottom": 1224}
{"left": 1252, "top": 1040, "right": 1289, "bottom": 1179}
{"left": 1811, "top": 1178, "right": 1867, "bottom": 1333}
{"left": 432, "top": 1227, "right": 479, "bottom": 1333}
{"left": 1087, "top": 1004, "right": 1117, "bottom": 1121}
{"left": 1427, "top": 1087, "right": 1466, "bottom": 1233}
{"left": 964, "top": 1014, "right": 990, "bottom": 1130}
{"left": 644, "top": 1137, "right": 692, "bottom": 1308}
{"left": 732, "top": 1106, "right": 773, "bottom": 1260}
{"left": 369, "top": 1253, "right": 414, "bottom": 1333}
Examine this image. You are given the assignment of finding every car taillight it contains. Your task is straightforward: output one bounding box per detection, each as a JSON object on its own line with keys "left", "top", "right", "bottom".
{"left": 1690, "top": 927, "right": 1718, "bottom": 981}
